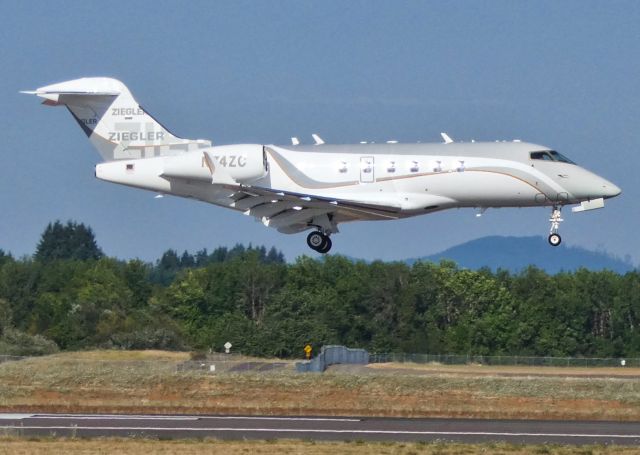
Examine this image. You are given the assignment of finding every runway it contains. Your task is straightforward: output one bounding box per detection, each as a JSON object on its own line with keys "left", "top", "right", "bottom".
{"left": 1, "top": 413, "right": 640, "bottom": 445}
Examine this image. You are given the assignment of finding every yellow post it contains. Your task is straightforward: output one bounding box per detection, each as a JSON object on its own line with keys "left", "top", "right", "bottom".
{"left": 304, "top": 344, "right": 312, "bottom": 360}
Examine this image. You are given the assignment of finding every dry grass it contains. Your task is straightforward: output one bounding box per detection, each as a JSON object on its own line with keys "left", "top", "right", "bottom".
{"left": 0, "top": 438, "right": 638, "bottom": 455}
{"left": 370, "top": 362, "right": 640, "bottom": 378}
{"left": 43, "top": 350, "right": 191, "bottom": 361}
{"left": 1, "top": 351, "right": 640, "bottom": 421}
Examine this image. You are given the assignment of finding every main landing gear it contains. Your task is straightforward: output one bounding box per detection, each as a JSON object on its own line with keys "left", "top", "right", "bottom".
{"left": 548, "top": 205, "right": 563, "bottom": 247}
{"left": 307, "top": 231, "right": 332, "bottom": 254}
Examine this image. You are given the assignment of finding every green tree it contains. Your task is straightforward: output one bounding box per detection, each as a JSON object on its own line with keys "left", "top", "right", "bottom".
{"left": 123, "top": 259, "right": 152, "bottom": 308}
{"left": 35, "top": 221, "right": 103, "bottom": 262}
{"left": 0, "top": 298, "right": 11, "bottom": 336}
{"left": 0, "top": 250, "right": 12, "bottom": 267}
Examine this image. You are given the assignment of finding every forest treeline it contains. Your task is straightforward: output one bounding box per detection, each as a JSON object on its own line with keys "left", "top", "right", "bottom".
{"left": 0, "top": 221, "right": 639, "bottom": 358}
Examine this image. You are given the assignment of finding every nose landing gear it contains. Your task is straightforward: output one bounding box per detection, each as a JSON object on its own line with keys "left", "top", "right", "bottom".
{"left": 548, "top": 233, "right": 561, "bottom": 246}
{"left": 548, "top": 205, "right": 563, "bottom": 246}
{"left": 307, "top": 231, "right": 332, "bottom": 254}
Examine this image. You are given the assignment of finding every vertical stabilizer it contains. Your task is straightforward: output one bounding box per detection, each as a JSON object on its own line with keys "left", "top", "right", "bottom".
{"left": 23, "top": 77, "right": 211, "bottom": 161}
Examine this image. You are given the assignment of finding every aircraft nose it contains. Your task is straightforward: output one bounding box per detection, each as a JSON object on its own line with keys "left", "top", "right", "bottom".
{"left": 561, "top": 167, "right": 622, "bottom": 201}
{"left": 601, "top": 180, "right": 621, "bottom": 199}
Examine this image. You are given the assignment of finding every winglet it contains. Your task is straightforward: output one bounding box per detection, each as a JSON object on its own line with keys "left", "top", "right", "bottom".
{"left": 440, "top": 132, "right": 454, "bottom": 144}
{"left": 312, "top": 133, "right": 325, "bottom": 145}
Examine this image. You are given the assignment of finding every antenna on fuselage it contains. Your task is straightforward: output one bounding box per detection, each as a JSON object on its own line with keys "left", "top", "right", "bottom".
{"left": 312, "top": 134, "right": 325, "bottom": 145}
{"left": 440, "top": 132, "right": 454, "bottom": 144}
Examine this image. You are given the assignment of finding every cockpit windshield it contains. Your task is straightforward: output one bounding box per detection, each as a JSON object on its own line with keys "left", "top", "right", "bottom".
{"left": 530, "top": 150, "right": 576, "bottom": 164}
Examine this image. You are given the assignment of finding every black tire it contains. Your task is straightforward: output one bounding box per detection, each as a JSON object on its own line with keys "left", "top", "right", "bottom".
{"left": 548, "top": 233, "right": 562, "bottom": 246}
{"left": 307, "top": 231, "right": 325, "bottom": 251}
{"left": 317, "top": 236, "right": 332, "bottom": 254}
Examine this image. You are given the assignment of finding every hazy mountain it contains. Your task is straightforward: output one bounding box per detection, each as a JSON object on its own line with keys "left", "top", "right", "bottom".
{"left": 406, "top": 236, "right": 635, "bottom": 274}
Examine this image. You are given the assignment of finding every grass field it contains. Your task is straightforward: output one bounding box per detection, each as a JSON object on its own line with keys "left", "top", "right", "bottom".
{"left": 0, "top": 438, "right": 638, "bottom": 455}
{"left": 0, "top": 350, "right": 639, "bottom": 421}
{"left": 369, "top": 362, "right": 640, "bottom": 377}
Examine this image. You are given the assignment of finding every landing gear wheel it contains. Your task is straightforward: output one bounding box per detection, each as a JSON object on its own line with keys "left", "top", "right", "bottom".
{"left": 306, "top": 231, "right": 332, "bottom": 254}
{"left": 548, "top": 233, "right": 562, "bottom": 247}
{"left": 317, "top": 236, "right": 332, "bottom": 254}
{"left": 307, "top": 231, "right": 325, "bottom": 250}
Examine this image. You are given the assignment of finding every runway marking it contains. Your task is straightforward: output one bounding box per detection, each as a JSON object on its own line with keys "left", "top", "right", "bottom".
{"left": 31, "top": 415, "right": 199, "bottom": 421}
{"left": 1, "top": 425, "right": 640, "bottom": 439}
{"left": 28, "top": 415, "right": 360, "bottom": 423}
{"left": 199, "top": 416, "right": 362, "bottom": 422}
{"left": 0, "top": 414, "right": 33, "bottom": 420}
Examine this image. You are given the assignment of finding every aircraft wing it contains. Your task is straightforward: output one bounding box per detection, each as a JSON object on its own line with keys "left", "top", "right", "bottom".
{"left": 228, "top": 186, "right": 403, "bottom": 234}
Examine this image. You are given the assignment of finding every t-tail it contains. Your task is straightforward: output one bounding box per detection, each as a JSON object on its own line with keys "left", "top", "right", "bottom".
{"left": 22, "top": 77, "right": 211, "bottom": 161}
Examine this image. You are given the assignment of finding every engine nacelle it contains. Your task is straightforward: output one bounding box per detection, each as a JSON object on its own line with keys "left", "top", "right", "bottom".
{"left": 207, "top": 144, "right": 268, "bottom": 184}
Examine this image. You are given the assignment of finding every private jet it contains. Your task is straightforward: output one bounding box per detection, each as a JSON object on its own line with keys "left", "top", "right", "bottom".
{"left": 23, "top": 78, "right": 621, "bottom": 253}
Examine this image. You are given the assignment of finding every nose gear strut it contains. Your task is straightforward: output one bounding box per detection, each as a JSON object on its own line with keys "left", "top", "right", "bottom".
{"left": 548, "top": 205, "right": 563, "bottom": 246}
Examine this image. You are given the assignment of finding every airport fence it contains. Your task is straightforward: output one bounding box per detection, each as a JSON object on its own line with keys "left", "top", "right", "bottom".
{"left": 2, "top": 352, "right": 640, "bottom": 372}
{"left": 369, "top": 352, "right": 640, "bottom": 368}
{"left": 0, "top": 353, "right": 294, "bottom": 375}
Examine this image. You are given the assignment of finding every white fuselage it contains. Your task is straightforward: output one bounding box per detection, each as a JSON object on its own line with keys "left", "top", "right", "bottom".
{"left": 96, "top": 141, "right": 620, "bottom": 226}
{"left": 25, "top": 77, "right": 621, "bottom": 251}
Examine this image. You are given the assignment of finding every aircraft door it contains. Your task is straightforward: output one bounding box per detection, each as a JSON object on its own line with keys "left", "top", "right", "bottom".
{"left": 360, "top": 156, "right": 375, "bottom": 183}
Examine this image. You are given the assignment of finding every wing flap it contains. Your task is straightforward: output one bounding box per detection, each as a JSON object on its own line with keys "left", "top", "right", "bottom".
{"left": 223, "top": 185, "right": 403, "bottom": 234}
{"left": 246, "top": 186, "right": 402, "bottom": 219}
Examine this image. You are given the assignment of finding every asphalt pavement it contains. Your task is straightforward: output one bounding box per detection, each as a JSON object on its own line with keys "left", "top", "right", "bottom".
{"left": 1, "top": 413, "right": 639, "bottom": 445}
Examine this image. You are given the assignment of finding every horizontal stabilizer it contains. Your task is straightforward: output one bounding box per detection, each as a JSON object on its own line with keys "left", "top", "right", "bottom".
{"left": 21, "top": 90, "right": 120, "bottom": 96}
{"left": 21, "top": 78, "right": 124, "bottom": 104}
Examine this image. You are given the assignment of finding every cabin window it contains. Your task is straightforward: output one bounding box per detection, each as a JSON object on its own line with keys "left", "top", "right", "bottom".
{"left": 126, "top": 163, "right": 134, "bottom": 173}
{"left": 410, "top": 161, "right": 419, "bottom": 172}
{"left": 387, "top": 161, "right": 396, "bottom": 173}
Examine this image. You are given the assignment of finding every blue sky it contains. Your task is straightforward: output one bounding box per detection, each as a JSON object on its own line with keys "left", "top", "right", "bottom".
{"left": 0, "top": 1, "right": 637, "bottom": 264}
